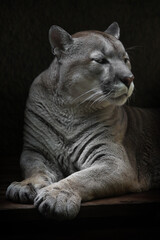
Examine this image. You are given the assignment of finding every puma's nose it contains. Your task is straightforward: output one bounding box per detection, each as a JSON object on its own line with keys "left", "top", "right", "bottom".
{"left": 121, "top": 75, "right": 134, "bottom": 88}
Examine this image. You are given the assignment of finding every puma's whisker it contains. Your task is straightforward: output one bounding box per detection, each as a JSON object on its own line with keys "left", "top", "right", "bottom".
{"left": 90, "top": 90, "right": 113, "bottom": 107}
{"left": 125, "top": 45, "right": 143, "bottom": 52}
{"left": 79, "top": 90, "right": 102, "bottom": 106}
{"left": 73, "top": 88, "right": 99, "bottom": 103}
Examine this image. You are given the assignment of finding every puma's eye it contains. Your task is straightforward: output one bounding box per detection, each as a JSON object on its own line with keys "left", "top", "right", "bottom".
{"left": 124, "top": 58, "right": 130, "bottom": 64}
{"left": 93, "top": 58, "right": 108, "bottom": 64}
{"left": 124, "top": 57, "right": 131, "bottom": 69}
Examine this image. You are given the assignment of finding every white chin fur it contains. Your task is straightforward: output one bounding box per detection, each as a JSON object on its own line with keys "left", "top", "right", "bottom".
{"left": 128, "top": 82, "right": 134, "bottom": 97}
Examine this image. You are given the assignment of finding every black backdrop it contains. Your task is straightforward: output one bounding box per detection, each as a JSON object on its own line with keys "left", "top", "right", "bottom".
{"left": 0, "top": 0, "right": 160, "bottom": 156}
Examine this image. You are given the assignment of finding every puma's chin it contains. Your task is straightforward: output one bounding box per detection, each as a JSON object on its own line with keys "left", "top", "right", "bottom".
{"left": 109, "top": 94, "right": 128, "bottom": 106}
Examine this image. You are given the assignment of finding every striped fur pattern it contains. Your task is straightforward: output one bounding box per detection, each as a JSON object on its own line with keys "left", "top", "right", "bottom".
{"left": 6, "top": 23, "right": 160, "bottom": 220}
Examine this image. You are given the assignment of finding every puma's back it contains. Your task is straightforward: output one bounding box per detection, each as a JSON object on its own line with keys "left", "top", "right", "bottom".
{"left": 124, "top": 106, "right": 160, "bottom": 188}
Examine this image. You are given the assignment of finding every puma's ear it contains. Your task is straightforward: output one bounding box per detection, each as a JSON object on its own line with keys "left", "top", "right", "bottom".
{"left": 105, "top": 22, "right": 120, "bottom": 39}
{"left": 49, "top": 25, "right": 73, "bottom": 56}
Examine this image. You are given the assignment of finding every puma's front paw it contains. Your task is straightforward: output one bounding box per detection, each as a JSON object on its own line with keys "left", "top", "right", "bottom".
{"left": 6, "top": 181, "right": 37, "bottom": 203}
{"left": 6, "top": 174, "right": 53, "bottom": 203}
{"left": 34, "top": 183, "right": 81, "bottom": 220}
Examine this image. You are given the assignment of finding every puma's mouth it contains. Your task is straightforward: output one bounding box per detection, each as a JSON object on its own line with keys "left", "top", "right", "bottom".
{"left": 101, "top": 89, "right": 129, "bottom": 106}
{"left": 109, "top": 82, "right": 134, "bottom": 106}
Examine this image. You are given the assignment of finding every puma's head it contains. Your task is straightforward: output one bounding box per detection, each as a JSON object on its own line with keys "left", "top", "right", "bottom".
{"left": 49, "top": 22, "right": 134, "bottom": 106}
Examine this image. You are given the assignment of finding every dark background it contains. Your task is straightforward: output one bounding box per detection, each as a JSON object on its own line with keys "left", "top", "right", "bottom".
{"left": 0, "top": 0, "right": 160, "bottom": 157}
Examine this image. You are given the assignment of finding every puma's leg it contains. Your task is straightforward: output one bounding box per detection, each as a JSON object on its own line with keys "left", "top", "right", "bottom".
{"left": 34, "top": 161, "right": 139, "bottom": 219}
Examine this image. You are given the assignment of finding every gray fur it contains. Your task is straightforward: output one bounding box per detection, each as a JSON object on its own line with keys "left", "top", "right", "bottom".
{"left": 6, "top": 23, "right": 160, "bottom": 220}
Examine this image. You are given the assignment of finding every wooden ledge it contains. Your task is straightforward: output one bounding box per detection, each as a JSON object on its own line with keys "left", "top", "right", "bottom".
{"left": 1, "top": 191, "right": 160, "bottom": 240}
{"left": 0, "top": 190, "right": 160, "bottom": 221}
